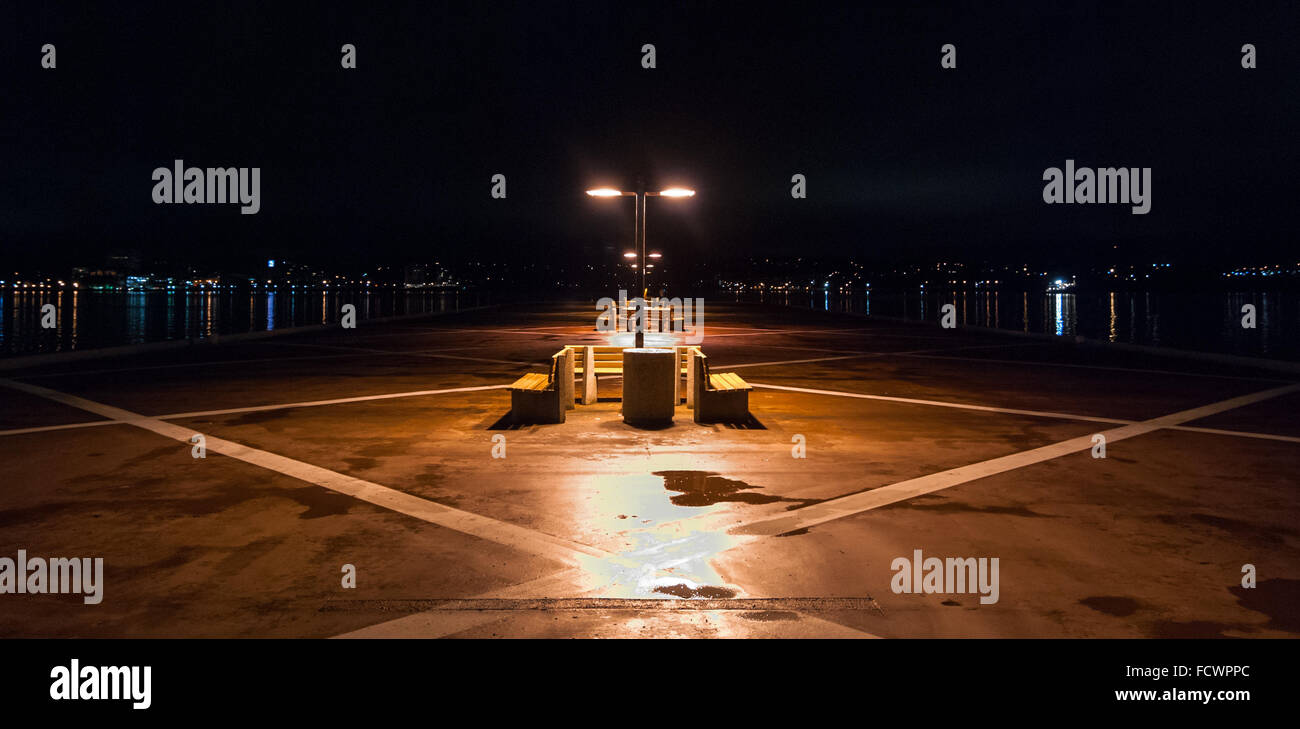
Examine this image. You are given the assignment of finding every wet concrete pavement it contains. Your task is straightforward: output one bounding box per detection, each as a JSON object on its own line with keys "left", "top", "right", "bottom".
{"left": 1, "top": 302, "right": 1297, "bottom": 637}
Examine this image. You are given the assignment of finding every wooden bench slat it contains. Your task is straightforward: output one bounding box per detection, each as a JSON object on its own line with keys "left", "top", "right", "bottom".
{"left": 706, "top": 371, "right": 751, "bottom": 392}
{"left": 510, "top": 373, "right": 551, "bottom": 391}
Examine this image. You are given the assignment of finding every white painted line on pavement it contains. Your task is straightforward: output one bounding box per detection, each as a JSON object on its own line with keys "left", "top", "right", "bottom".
{"left": 0, "top": 384, "right": 510, "bottom": 437}
{"left": 271, "top": 341, "right": 532, "bottom": 366}
{"left": 899, "top": 352, "right": 1292, "bottom": 383}
{"left": 159, "top": 384, "right": 511, "bottom": 419}
{"left": 0, "top": 420, "right": 125, "bottom": 437}
{"left": 17, "top": 351, "right": 381, "bottom": 379}
{"left": 749, "top": 382, "right": 1130, "bottom": 425}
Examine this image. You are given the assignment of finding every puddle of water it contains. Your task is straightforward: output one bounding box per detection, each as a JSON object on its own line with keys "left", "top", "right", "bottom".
{"left": 1231, "top": 578, "right": 1300, "bottom": 633}
{"left": 652, "top": 583, "right": 737, "bottom": 599}
{"left": 654, "top": 470, "right": 780, "bottom": 507}
{"left": 652, "top": 470, "right": 818, "bottom": 509}
{"left": 1080, "top": 596, "right": 1141, "bottom": 617}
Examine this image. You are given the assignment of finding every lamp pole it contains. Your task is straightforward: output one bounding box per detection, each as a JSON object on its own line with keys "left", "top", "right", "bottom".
{"left": 636, "top": 177, "right": 647, "bottom": 302}
{"left": 586, "top": 182, "right": 695, "bottom": 348}
{"left": 635, "top": 178, "right": 648, "bottom": 345}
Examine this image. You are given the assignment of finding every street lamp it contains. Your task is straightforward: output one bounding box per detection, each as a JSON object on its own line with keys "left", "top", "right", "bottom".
{"left": 586, "top": 180, "right": 695, "bottom": 346}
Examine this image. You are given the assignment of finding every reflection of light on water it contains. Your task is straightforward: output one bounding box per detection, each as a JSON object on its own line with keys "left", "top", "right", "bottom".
{"left": 572, "top": 472, "right": 744, "bottom": 599}
{"left": 1259, "top": 293, "right": 1270, "bottom": 355}
{"left": 128, "top": 291, "right": 147, "bottom": 344}
{"left": 1050, "top": 293, "right": 1076, "bottom": 336}
{"left": 1108, "top": 292, "right": 1117, "bottom": 342}
{"left": 202, "top": 291, "right": 215, "bottom": 337}
{"left": 577, "top": 530, "right": 741, "bottom": 600}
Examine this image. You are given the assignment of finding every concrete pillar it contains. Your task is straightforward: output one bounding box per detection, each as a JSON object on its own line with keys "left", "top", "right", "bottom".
{"left": 622, "top": 348, "right": 676, "bottom": 425}
{"left": 685, "top": 347, "right": 697, "bottom": 409}
{"left": 673, "top": 347, "right": 682, "bottom": 403}
{"left": 582, "top": 346, "right": 597, "bottom": 405}
{"left": 559, "top": 348, "right": 575, "bottom": 409}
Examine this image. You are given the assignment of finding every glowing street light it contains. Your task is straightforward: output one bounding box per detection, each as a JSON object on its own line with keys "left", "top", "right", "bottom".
{"left": 586, "top": 180, "right": 695, "bottom": 346}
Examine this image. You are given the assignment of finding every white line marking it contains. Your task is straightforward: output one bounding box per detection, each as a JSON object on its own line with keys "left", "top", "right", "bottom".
{"left": 750, "top": 382, "right": 1130, "bottom": 425}
{"left": 271, "top": 341, "right": 532, "bottom": 366}
{"left": 702, "top": 327, "right": 953, "bottom": 340}
{"left": 731, "top": 383, "right": 1300, "bottom": 537}
{"left": 726, "top": 354, "right": 875, "bottom": 369}
{"left": 899, "top": 352, "right": 1292, "bottom": 383}
{"left": 1167, "top": 424, "right": 1300, "bottom": 444}
{"left": 719, "top": 343, "right": 1035, "bottom": 371}
{"left": 159, "top": 384, "right": 511, "bottom": 419}
{"left": 17, "top": 351, "right": 381, "bottom": 379}
{"left": 0, "top": 384, "right": 510, "bottom": 437}
{"left": 0, "top": 378, "right": 604, "bottom": 567}
{"left": 0, "top": 420, "right": 124, "bottom": 437}
{"left": 750, "top": 342, "right": 1043, "bottom": 356}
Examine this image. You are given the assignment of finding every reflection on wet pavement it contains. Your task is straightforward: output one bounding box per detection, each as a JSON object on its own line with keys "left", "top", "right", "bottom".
{"left": 573, "top": 470, "right": 819, "bottom": 600}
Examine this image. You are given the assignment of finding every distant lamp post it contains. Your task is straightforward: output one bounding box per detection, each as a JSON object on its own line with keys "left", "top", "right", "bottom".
{"left": 586, "top": 180, "right": 695, "bottom": 346}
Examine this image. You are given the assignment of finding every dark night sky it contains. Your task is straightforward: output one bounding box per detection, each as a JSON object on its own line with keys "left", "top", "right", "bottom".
{"left": 3, "top": 1, "right": 1298, "bottom": 273}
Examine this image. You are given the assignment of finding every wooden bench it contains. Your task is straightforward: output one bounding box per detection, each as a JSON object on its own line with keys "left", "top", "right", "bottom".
{"left": 691, "top": 351, "right": 752, "bottom": 424}
{"left": 568, "top": 345, "right": 698, "bottom": 405}
{"left": 508, "top": 349, "right": 573, "bottom": 424}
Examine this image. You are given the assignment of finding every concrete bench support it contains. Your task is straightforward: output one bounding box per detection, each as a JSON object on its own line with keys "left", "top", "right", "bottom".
{"left": 582, "top": 346, "right": 597, "bottom": 404}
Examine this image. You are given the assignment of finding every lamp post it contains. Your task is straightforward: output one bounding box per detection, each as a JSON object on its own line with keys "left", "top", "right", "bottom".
{"left": 587, "top": 181, "right": 694, "bottom": 346}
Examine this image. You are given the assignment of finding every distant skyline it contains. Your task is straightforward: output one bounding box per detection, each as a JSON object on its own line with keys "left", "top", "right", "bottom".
{"left": 5, "top": 2, "right": 1298, "bottom": 273}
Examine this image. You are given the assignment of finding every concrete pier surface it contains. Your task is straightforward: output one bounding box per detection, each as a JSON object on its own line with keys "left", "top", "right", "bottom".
{"left": 1, "top": 301, "right": 1297, "bottom": 638}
